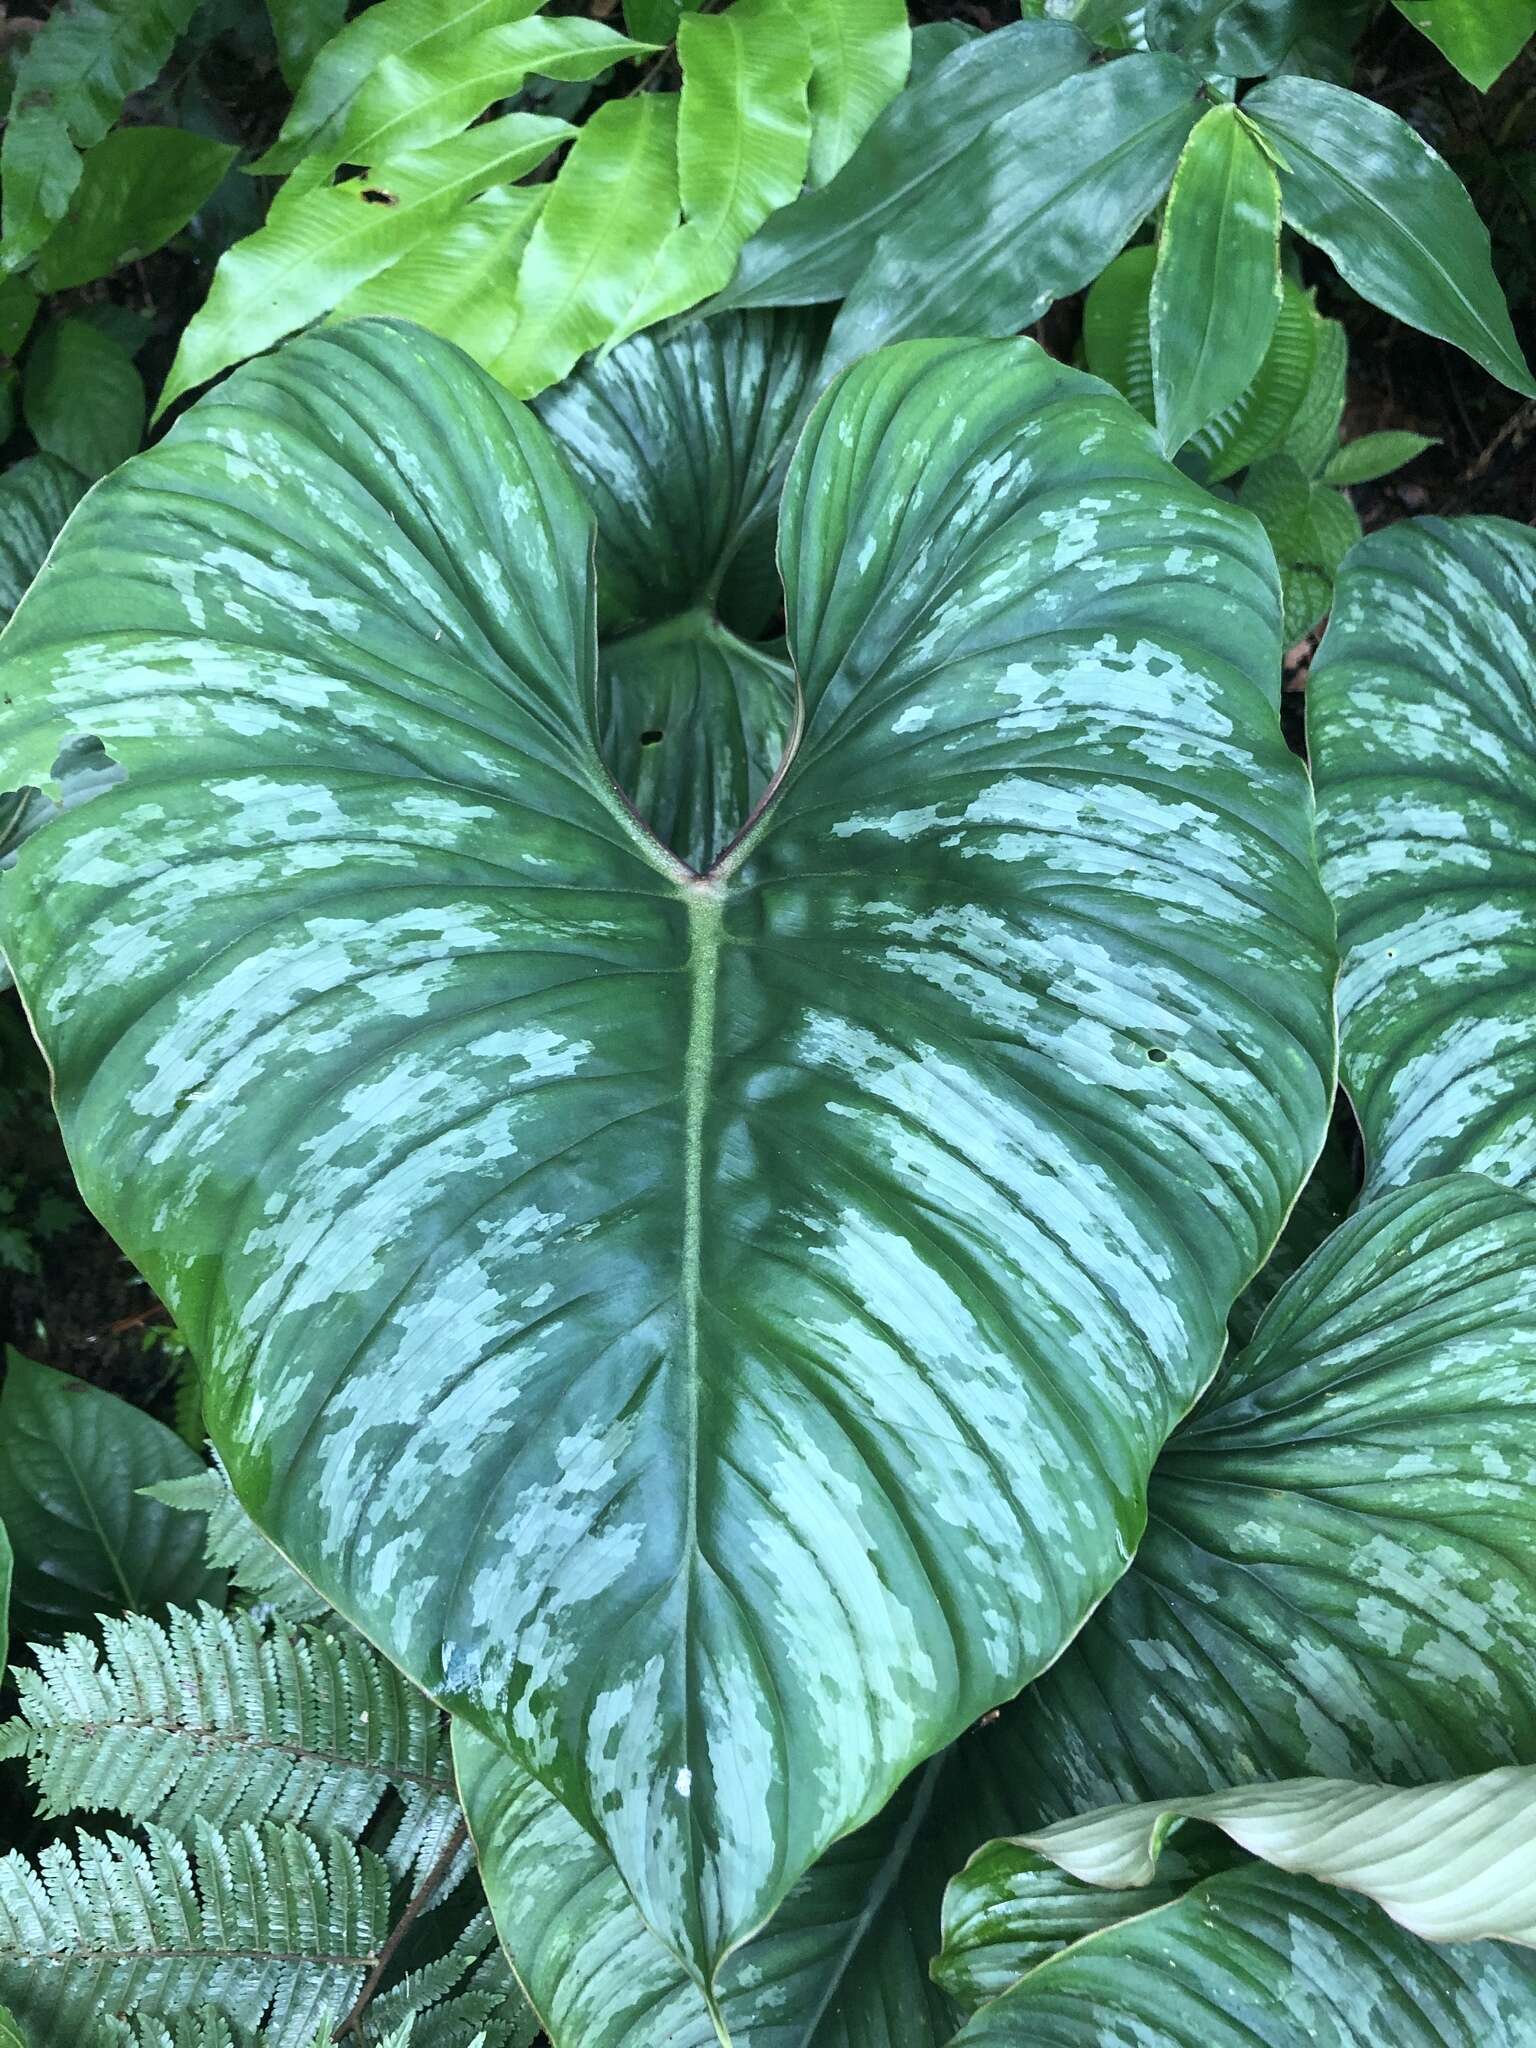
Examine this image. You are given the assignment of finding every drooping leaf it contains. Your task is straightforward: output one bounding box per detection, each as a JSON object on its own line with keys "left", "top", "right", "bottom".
{"left": 0, "top": 321, "right": 1333, "bottom": 1984}
{"left": 1393, "top": 0, "right": 1536, "bottom": 90}
{"left": 609, "top": 0, "right": 813, "bottom": 343}
{"left": 1083, "top": 249, "right": 1336, "bottom": 483}
{"left": 0, "top": 0, "right": 202, "bottom": 274}
{"left": 1244, "top": 76, "right": 1536, "bottom": 399}
{"left": 332, "top": 188, "right": 544, "bottom": 375}
{"left": 0, "top": 458, "right": 89, "bottom": 626}
{"left": 30, "top": 127, "right": 237, "bottom": 294}
{"left": 1151, "top": 105, "right": 1281, "bottom": 456}
{"left": 489, "top": 96, "right": 681, "bottom": 396}
{"left": 821, "top": 54, "right": 1202, "bottom": 380}
{"left": 0, "top": 1352, "right": 225, "bottom": 1644}
{"left": 712, "top": 21, "right": 1093, "bottom": 317}
{"left": 251, "top": 0, "right": 545, "bottom": 177}
{"left": 1145, "top": 0, "right": 1377, "bottom": 77}
{"left": 1321, "top": 430, "right": 1439, "bottom": 487}
{"left": 799, "top": 0, "right": 910, "bottom": 187}
{"left": 1310, "top": 517, "right": 1536, "bottom": 1190}
{"left": 158, "top": 114, "right": 573, "bottom": 417}
{"left": 21, "top": 319, "right": 143, "bottom": 480}
{"left": 265, "top": 0, "right": 351, "bottom": 91}
{"left": 325, "top": 17, "right": 658, "bottom": 169}
{"left": 941, "top": 1830, "right": 1536, "bottom": 2047}
{"left": 984, "top": 1173, "right": 1536, "bottom": 1822}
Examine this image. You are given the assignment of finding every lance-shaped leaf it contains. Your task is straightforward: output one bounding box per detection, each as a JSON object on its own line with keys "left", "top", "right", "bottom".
{"left": 609, "top": 0, "right": 813, "bottom": 344}
{"left": 938, "top": 1787, "right": 1536, "bottom": 2046}
{"left": 1243, "top": 77, "right": 1536, "bottom": 400}
{"left": 1393, "top": 0, "right": 1536, "bottom": 91}
{"left": 1310, "top": 518, "right": 1536, "bottom": 1192}
{"left": 0, "top": 322, "right": 1333, "bottom": 1984}
{"left": 0, "top": 0, "right": 202, "bottom": 274}
{"left": 712, "top": 21, "right": 1093, "bottom": 318}
{"left": 821, "top": 54, "right": 1201, "bottom": 381}
{"left": 799, "top": 0, "right": 910, "bottom": 187}
{"left": 251, "top": 0, "right": 545, "bottom": 177}
{"left": 157, "top": 113, "right": 574, "bottom": 418}
{"left": 987, "top": 1172, "right": 1536, "bottom": 1823}
{"left": 1151, "top": 105, "right": 1281, "bottom": 457}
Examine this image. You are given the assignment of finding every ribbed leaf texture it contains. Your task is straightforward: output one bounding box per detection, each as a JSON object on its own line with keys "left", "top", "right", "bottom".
{"left": 0, "top": 1605, "right": 460, "bottom": 1889}
{"left": 0, "top": 1821, "right": 388, "bottom": 2045}
{"left": 143, "top": 1466, "right": 330, "bottom": 1621}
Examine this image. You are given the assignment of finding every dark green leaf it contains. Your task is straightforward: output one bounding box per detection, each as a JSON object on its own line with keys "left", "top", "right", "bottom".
{"left": 21, "top": 320, "right": 143, "bottom": 480}
{"left": 0, "top": 457, "right": 89, "bottom": 626}
{"left": 626, "top": 0, "right": 702, "bottom": 41}
{"left": 0, "top": 322, "right": 1332, "bottom": 1982}
{"left": 31, "top": 127, "right": 238, "bottom": 294}
{"left": 1310, "top": 516, "right": 1536, "bottom": 1190}
{"left": 0, "top": 1352, "right": 225, "bottom": 1643}
{"left": 265, "top": 0, "right": 351, "bottom": 91}
{"left": 1151, "top": 104, "right": 1281, "bottom": 455}
{"left": 713, "top": 21, "right": 1092, "bottom": 317}
{"left": 1146, "top": 0, "right": 1377, "bottom": 77}
{"left": 0, "top": 0, "right": 202, "bottom": 274}
{"left": 984, "top": 1173, "right": 1536, "bottom": 1820}
{"left": 0, "top": 279, "right": 37, "bottom": 362}
{"left": 822, "top": 54, "right": 1201, "bottom": 379}
{"left": 1244, "top": 76, "right": 1536, "bottom": 398}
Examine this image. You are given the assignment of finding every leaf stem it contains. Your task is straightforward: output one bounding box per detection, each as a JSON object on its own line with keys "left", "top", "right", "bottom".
{"left": 331, "top": 1818, "right": 468, "bottom": 2041}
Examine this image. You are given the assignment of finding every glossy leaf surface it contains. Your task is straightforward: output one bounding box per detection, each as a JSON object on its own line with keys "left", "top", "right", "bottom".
{"left": 0, "top": 322, "right": 1332, "bottom": 1983}
{"left": 944, "top": 1853, "right": 1536, "bottom": 2047}
{"left": 158, "top": 114, "right": 573, "bottom": 417}
{"left": 0, "top": 458, "right": 88, "bottom": 625}
{"left": 1151, "top": 105, "right": 1280, "bottom": 456}
{"left": 822, "top": 55, "right": 1200, "bottom": 379}
{"left": 0, "top": 1353, "right": 224, "bottom": 1644}
{"left": 1311, "top": 518, "right": 1536, "bottom": 1190}
{"left": 990, "top": 1173, "right": 1536, "bottom": 1820}
{"left": 610, "top": 0, "right": 813, "bottom": 342}
{"left": 1244, "top": 77, "right": 1536, "bottom": 399}
{"left": 800, "top": 0, "right": 911, "bottom": 187}
{"left": 22, "top": 319, "right": 143, "bottom": 481}
{"left": 1145, "top": 0, "right": 1376, "bottom": 76}
{"left": 0, "top": 0, "right": 202, "bottom": 274}
{"left": 1393, "top": 0, "right": 1536, "bottom": 89}
{"left": 713, "top": 22, "right": 1093, "bottom": 317}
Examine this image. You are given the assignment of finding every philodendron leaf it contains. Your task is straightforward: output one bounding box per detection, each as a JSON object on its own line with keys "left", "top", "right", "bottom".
{"left": 157, "top": 113, "right": 574, "bottom": 418}
{"left": 1151, "top": 105, "right": 1281, "bottom": 456}
{"left": 0, "top": 1353, "right": 225, "bottom": 1644}
{"left": 1393, "top": 0, "right": 1536, "bottom": 90}
{"left": 0, "top": 458, "right": 89, "bottom": 626}
{"left": 799, "top": 0, "right": 911, "bottom": 187}
{"left": 712, "top": 21, "right": 1094, "bottom": 317}
{"left": 1243, "top": 77, "right": 1536, "bottom": 399}
{"left": 1310, "top": 518, "right": 1536, "bottom": 1190}
{"left": 30, "top": 127, "right": 237, "bottom": 295}
{"left": 0, "top": 321, "right": 1333, "bottom": 1984}
{"left": 984, "top": 1172, "right": 1536, "bottom": 1823}
{"left": 939, "top": 1778, "right": 1536, "bottom": 2047}
{"left": 608, "top": 0, "right": 813, "bottom": 344}
{"left": 0, "top": 0, "right": 202, "bottom": 274}
{"left": 821, "top": 53, "right": 1202, "bottom": 379}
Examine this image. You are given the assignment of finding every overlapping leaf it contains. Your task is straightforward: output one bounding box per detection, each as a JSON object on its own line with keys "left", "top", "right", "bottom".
{"left": 1310, "top": 518, "right": 1536, "bottom": 1191}
{"left": 988, "top": 1172, "right": 1536, "bottom": 1820}
{"left": 1393, "top": 0, "right": 1536, "bottom": 90}
{"left": 30, "top": 128, "right": 237, "bottom": 295}
{"left": 0, "top": 321, "right": 1332, "bottom": 1985}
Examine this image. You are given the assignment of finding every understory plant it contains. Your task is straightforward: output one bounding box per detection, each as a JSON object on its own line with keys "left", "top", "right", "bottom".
{"left": 0, "top": 5, "right": 1535, "bottom": 2048}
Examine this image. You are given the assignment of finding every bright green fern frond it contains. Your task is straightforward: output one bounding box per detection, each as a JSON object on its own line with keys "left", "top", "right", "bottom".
{"left": 141, "top": 1467, "right": 330, "bottom": 1622}
{"left": 368, "top": 1909, "right": 538, "bottom": 2048}
{"left": 0, "top": 1820, "right": 388, "bottom": 2047}
{"left": 1, "top": 1607, "right": 459, "bottom": 1887}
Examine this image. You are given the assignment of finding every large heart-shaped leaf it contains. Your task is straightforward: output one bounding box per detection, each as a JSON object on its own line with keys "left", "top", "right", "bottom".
{"left": 1310, "top": 518, "right": 1536, "bottom": 1192}
{"left": 0, "top": 320, "right": 1333, "bottom": 1985}
{"left": 991, "top": 1171, "right": 1536, "bottom": 1820}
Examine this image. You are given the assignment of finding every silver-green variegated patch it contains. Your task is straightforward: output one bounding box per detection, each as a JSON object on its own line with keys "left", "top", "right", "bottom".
{"left": 1311, "top": 516, "right": 1536, "bottom": 1192}
{"left": 0, "top": 319, "right": 1333, "bottom": 1991}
